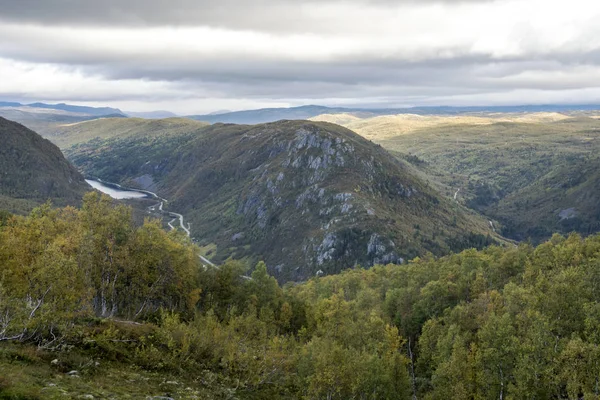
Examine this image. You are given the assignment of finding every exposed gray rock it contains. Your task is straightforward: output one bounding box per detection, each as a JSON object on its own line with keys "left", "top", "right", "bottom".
{"left": 317, "top": 233, "right": 337, "bottom": 265}
{"left": 334, "top": 193, "right": 353, "bottom": 202}
{"left": 559, "top": 208, "right": 577, "bottom": 220}
{"left": 341, "top": 203, "right": 353, "bottom": 213}
{"left": 266, "top": 179, "right": 277, "bottom": 194}
{"left": 256, "top": 204, "right": 268, "bottom": 228}
{"left": 131, "top": 174, "right": 157, "bottom": 192}
{"left": 231, "top": 232, "right": 245, "bottom": 241}
{"left": 367, "top": 234, "right": 403, "bottom": 265}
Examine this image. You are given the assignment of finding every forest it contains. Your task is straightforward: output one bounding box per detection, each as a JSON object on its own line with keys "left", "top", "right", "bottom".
{"left": 1, "top": 193, "right": 600, "bottom": 398}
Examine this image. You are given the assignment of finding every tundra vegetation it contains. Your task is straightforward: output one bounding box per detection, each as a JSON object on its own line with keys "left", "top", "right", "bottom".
{"left": 1, "top": 194, "right": 600, "bottom": 399}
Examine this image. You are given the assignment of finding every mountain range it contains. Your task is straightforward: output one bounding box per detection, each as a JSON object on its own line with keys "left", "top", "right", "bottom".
{"left": 0, "top": 101, "right": 125, "bottom": 116}
{"left": 3, "top": 100, "right": 600, "bottom": 279}
{"left": 61, "top": 117, "right": 498, "bottom": 280}
{"left": 186, "top": 104, "right": 600, "bottom": 124}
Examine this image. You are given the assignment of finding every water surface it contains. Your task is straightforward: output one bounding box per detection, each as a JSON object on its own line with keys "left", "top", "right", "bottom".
{"left": 85, "top": 179, "right": 148, "bottom": 200}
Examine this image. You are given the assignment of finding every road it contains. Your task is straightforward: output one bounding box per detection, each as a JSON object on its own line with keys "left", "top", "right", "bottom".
{"left": 93, "top": 179, "right": 227, "bottom": 272}
{"left": 150, "top": 199, "right": 216, "bottom": 267}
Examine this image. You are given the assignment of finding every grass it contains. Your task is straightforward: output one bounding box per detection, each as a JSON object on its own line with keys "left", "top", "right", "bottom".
{"left": 44, "top": 117, "right": 209, "bottom": 149}
{"left": 0, "top": 343, "right": 235, "bottom": 399}
{"left": 197, "top": 243, "right": 218, "bottom": 258}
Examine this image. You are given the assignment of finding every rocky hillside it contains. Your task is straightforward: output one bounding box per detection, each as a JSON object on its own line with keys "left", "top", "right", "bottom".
{"left": 0, "top": 117, "right": 90, "bottom": 213}
{"left": 68, "top": 119, "right": 499, "bottom": 281}
{"left": 337, "top": 115, "right": 600, "bottom": 243}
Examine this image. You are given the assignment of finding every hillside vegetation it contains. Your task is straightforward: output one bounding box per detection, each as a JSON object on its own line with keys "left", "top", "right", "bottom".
{"left": 315, "top": 113, "right": 600, "bottom": 243}
{"left": 0, "top": 107, "right": 126, "bottom": 139}
{"left": 61, "top": 118, "right": 499, "bottom": 281}
{"left": 310, "top": 112, "right": 570, "bottom": 140}
{"left": 0, "top": 117, "right": 89, "bottom": 214}
{"left": 42, "top": 116, "right": 209, "bottom": 148}
{"left": 1, "top": 198, "right": 600, "bottom": 398}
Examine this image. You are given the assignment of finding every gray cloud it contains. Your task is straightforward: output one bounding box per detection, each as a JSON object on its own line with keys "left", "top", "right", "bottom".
{"left": 1, "top": 0, "right": 600, "bottom": 112}
{"left": 0, "top": 0, "right": 493, "bottom": 32}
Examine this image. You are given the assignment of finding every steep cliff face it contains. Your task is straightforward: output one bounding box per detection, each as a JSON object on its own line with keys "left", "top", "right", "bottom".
{"left": 68, "top": 119, "right": 497, "bottom": 281}
{"left": 0, "top": 117, "right": 89, "bottom": 213}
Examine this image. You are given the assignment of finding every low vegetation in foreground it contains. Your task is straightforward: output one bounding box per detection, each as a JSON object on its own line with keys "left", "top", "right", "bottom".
{"left": 1, "top": 194, "right": 600, "bottom": 398}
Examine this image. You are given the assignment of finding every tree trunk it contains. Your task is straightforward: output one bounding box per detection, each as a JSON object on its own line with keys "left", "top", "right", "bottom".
{"left": 408, "top": 336, "right": 418, "bottom": 400}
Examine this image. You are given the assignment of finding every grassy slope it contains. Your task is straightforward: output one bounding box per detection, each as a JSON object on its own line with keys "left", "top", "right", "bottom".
{"left": 61, "top": 118, "right": 500, "bottom": 281}
{"left": 317, "top": 112, "right": 600, "bottom": 242}
{"left": 0, "top": 117, "right": 90, "bottom": 214}
{"left": 0, "top": 342, "right": 238, "bottom": 399}
{"left": 45, "top": 117, "right": 209, "bottom": 148}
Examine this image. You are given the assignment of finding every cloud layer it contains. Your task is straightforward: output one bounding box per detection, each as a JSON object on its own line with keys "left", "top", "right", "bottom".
{"left": 1, "top": 0, "right": 600, "bottom": 113}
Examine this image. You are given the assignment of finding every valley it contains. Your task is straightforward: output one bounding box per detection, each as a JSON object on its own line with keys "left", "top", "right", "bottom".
{"left": 5, "top": 0, "right": 600, "bottom": 396}
{"left": 3, "top": 108, "right": 600, "bottom": 399}
{"left": 311, "top": 112, "right": 600, "bottom": 243}
{"left": 53, "top": 118, "right": 501, "bottom": 281}
{"left": 8, "top": 106, "right": 598, "bottom": 277}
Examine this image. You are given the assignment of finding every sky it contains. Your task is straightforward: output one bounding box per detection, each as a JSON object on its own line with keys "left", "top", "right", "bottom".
{"left": 1, "top": 0, "right": 600, "bottom": 114}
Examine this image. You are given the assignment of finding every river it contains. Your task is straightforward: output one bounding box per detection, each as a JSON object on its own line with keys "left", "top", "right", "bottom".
{"left": 86, "top": 179, "right": 220, "bottom": 269}
{"left": 85, "top": 179, "right": 149, "bottom": 200}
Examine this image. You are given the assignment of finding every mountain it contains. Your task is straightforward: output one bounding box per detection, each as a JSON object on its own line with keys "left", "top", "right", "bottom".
{"left": 187, "top": 105, "right": 351, "bottom": 124}
{"left": 0, "top": 103, "right": 128, "bottom": 139}
{"left": 45, "top": 116, "right": 209, "bottom": 148}
{"left": 0, "top": 117, "right": 90, "bottom": 213}
{"left": 0, "top": 101, "right": 21, "bottom": 107}
{"left": 324, "top": 112, "right": 600, "bottom": 243}
{"left": 125, "top": 110, "right": 178, "bottom": 119}
{"left": 187, "top": 104, "right": 600, "bottom": 125}
{"left": 64, "top": 118, "right": 500, "bottom": 281}
{"left": 0, "top": 101, "right": 125, "bottom": 116}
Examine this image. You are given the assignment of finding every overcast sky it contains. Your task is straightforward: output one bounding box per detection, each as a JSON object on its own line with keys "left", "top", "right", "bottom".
{"left": 1, "top": 0, "right": 600, "bottom": 114}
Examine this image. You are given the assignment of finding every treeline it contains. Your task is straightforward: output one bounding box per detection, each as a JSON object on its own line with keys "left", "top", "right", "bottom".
{"left": 1, "top": 195, "right": 600, "bottom": 398}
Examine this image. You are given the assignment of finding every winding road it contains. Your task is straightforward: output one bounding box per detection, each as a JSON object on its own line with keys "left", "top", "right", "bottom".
{"left": 91, "top": 178, "right": 216, "bottom": 268}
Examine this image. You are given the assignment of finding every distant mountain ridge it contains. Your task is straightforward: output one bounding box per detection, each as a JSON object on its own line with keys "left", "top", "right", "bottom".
{"left": 0, "top": 101, "right": 125, "bottom": 116}
{"left": 187, "top": 104, "right": 600, "bottom": 124}
{"left": 125, "top": 110, "right": 178, "bottom": 119}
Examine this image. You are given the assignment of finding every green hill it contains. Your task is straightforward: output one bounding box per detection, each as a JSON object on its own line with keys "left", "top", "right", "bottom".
{"left": 490, "top": 156, "right": 600, "bottom": 240}
{"left": 321, "top": 113, "right": 600, "bottom": 243}
{"left": 0, "top": 117, "right": 90, "bottom": 213}
{"left": 65, "top": 118, "right": 500, "bottom": 281}
{"left": 44, "top": 116, "right": 209, "bottom": 148}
